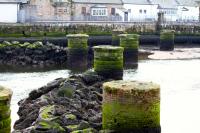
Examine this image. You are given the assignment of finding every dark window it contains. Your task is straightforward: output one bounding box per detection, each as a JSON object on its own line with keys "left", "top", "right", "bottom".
{"left": 82, "top": 7, "right": 86, "bottom": 15}
{"left": 111, "top": 8, "right": 116, "bottom": 15}
{"left": 139, "top": 9, "right": 142, "bottom": 13}
{"left": 144, "top": 10, "right": 147, "bottom": 14}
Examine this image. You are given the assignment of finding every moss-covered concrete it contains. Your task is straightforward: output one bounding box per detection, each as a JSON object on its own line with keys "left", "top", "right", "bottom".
{"left": 119, "top": 34, "right": 140, "bottom": 50}
{"left": 112, "top": 29, "right": 126, "bottom": 45}
{"left": 102, "top": 80, "right": 160, "bottom": 131}
{"left": 67, "top": 34, "right": 89, "bottom": 49}
{"left": 160, "top": 30, "right": 175, "bottom": 51}
{"left": 0, "top": 86, "right": 12, "bottom": 101}
{"left": 0, "top": 126, "right": 11, "bottom": 133}
{"left": 0, "top": 117, "right": 11, "bottom": 129}
{"left": 93, "top": 45, "right": 124, "bottom": 79}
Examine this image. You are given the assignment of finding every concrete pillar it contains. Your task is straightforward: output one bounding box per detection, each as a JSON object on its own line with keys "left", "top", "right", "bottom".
{"left": 102, "top": 80, "right": 160, "bottom": 132}
{"left": 0, "top": 86, "right": 12, "bottom": 133}
{"left": 112, "top": 29, "right": 125, "bottom": 46}
{"left": 119, "top": 34, "right": 139, "bottom": 69}
{"left": 66, "top": 34, "right": 89, "bottom": 72}
{"left": 160, "top": 30, "right": 175, "bottom": 51}
{"left": 93, "top": 45, "right": 124, "bottom": 80}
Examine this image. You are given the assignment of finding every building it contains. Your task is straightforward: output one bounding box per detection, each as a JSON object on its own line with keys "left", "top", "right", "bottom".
{"left": 177, "top": 0, "right": 199, "bottom": 22}
{"left": 19, "top": 0, "right": 72, "bottom": 23}
{"left": 151, "top": 0, "right": 179, "bottom": 21}
{"left": 0, "top": 0, "right": 27, "bottom": 23}
{"left": 122, "top": 0, "right": 158, "bottom": 22}
{"left": 64, "top": 0, "right": 123, "bottom": 21}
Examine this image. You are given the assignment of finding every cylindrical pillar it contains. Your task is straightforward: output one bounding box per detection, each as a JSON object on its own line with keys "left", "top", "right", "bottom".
{"left": 160, "top": 30, "right": 175, "bottom": 51}
{"left": 102, "top": 80, "right": 160, "bottom": 132}
{"left": 112, "top": 29, "right": 125, "bottom": 46}
{"left": 66, "top": 34, "right": 89, "bottom": 72}
{"left": 0, "top": 86, "right": 12, "bottom": 133}
{"left": 119, "top": 34, "right": 139, "bottom": 69}
{"left": 93, "top": 45, "right": 124, "bottom": 80}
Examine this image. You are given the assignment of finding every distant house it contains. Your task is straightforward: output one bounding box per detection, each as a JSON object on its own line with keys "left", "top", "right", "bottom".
{"left": 20, "top": 0, "right": 72, "bottom": 23}
{"left": 71, "top": 0, "right": 123, "bottom": 21}
{"left": 151, "top": 0, "right": 179, "bottom": 22}
{"left": 0, "top": 0, "right": 27, "bottom": 23}
{"left": 177, "top": 0, "right": 199, "bottom": 21}
{"left": 122, "top": 0, "right": 158, "bottom": 22}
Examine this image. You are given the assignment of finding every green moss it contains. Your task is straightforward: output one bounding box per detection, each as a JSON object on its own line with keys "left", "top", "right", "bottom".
{"left": 71, "top": 128, "right": 96, "bottom": 133}
{"left": 160, "top": 30, "right": 175, "bottom": 41}
{"left": 66, "top": 125, "right": 79, "bottom": 131}
{"left": 67, "top": 34, "right": 89, "bottom": 49}
{"left": 94, "top": 60, "right": 123, "bottom": 70}
{"left": 36, "top": 120, "right": 65, "bottom": 132}
{"left": 39, "top": 105, "right": 59, "bottom": 121}
{"left": 102, "top": 102, "right": 160, "bottom": 130}
{"left": 0, "top": 117, "right": 11, "bottom": 129}
{"left": 93, "top": 45, "right": 124, "bottom": 53}
{"left": 119, "top": 34, "right": 139, "bottom": 50}
{"left": 0, "top": 109, "right": 10, "bottom": 120}
{"left": 0, "top": 126, "right": 11, "bottom": 133}
{"left": 65, "top": 114, "right": 77, "bottom": 120}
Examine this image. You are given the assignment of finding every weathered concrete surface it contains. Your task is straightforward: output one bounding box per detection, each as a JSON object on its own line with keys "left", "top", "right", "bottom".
{"left": 149, "top": 48, "right": 200, "bottom": 60}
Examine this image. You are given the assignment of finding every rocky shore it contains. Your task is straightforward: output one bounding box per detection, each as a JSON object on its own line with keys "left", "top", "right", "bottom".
{"left": 0, "top": 41, "right": 67, "bottom": 67}
{"left": 13, "top": 71, "right": 107, "bottom": 133}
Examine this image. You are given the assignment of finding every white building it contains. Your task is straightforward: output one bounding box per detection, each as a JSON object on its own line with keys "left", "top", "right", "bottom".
{"left": 151, "top": 0, "right": 179, "bottom": 21}
{"left": 0, "top": 0, "right": 27, "bottom": 23}
{"left": 177, "top": 0, "right": 199, "bottom": 22}
{"left": 122, "top": 0, "right": 158, "bottom": 21}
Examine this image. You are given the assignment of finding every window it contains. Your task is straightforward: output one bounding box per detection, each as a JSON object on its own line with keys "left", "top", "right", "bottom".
{"left": 91, "top": 8, "right": 108, "bottom": 16}
{"left": 144, "top": 10, "right": 147, "bottom": 14}
{"left": 139, "top": 9, "right": 142, "bottom": 13}
{"left": 111, "top": 8, "right": 115, "bottom": 15}
{"left": 82, "top": 7, "right": 86, "bottom": 15}
{"left": 64, "top": 9, "right": 67, "bottom": 13}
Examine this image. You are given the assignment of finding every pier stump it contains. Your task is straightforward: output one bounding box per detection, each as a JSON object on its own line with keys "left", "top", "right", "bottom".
{"left": 0, "top": 86, "right": 12, "bottom": 133}
{"left": 112, "top": 29, "right": 126, "bottom": 46}
{"left": 67, "top": 34, "right": 89, "bottom": 72}
{"left": 93, "top": 45, "right": 124, "bottom": 80}
{"left": 160, "top": 30, "right": 175, "bottom": 51}
{"left": 119, "top": 34, "right": 139, "bottom": 69}
{"left": 102, "top": 80, "right": 160, "bottom": 132}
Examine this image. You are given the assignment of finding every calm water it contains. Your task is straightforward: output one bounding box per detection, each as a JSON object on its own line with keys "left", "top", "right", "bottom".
{"left": 0, "top": 59, "right": 200, "bottom": 133}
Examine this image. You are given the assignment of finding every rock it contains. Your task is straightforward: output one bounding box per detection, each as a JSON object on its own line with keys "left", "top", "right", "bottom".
{"left": 14, "top": 72, "right": 105, "bottom": 132}
{"left": 71, "top": 128, "right": 97, "bottom": 133}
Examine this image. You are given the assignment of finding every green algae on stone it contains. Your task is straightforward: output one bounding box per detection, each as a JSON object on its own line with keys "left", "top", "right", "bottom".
{"left": 0, "top": 109, "right": 11, "bottom": 120}
{"left": 119, "top": 34, "right": 140, "bottom": 50}
{"left": 112, "top": 29, "right": 126, "bottom": 45}
{"left": 0, "top": 117, "right": 11, "bottom": 129}
{"left": 160, "top": 30, "right": 175, "bottom": 40}
{"left": 35, "top": 120, "right": 65, "bottom": 132}
{"left": 66, "top": 125, "right": 79, "bottom": 131}
{"left": 0, "top": 126, "right": 11, "bottom": 133}
{"left": 0, "top": 86, "right": 12, "bottom": 101}
{"left": 67, "top": 34, "right": 89, "bottom": 49}
{"left": 93, "top": 45, "right": 124, "bottom": 79}
{"left": 160, "top": 30, "right": 175, "bottom": 51}
{"left": 71, "top": 128, "right": 97, "bottom": 133}
{"left": 102, "top": 80, "right": 160, "bottom": 131}
{"left": 39, "top": 105, "right": 59, "bottom": 121}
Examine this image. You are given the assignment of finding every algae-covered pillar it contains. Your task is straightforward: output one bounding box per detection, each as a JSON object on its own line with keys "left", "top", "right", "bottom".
{"left": 119, "top": 34, "right": 139, "bottom": 69}
{"left": 93, "top": 45, "right": 124, "bottom": 80}
{"left": 0, "top": 86, "right": 12, "bottom": 133}
{"left": 112, "top": 29, "right": 125, "bottom": 46}
{"left": 67, "top": 34, "right": 89, "bottom": 72}
{"left": 102, "top": 80, "right": 160, "bottom": 132}
{"left": 160, "top": 30, "right": 175, "bottom": 51}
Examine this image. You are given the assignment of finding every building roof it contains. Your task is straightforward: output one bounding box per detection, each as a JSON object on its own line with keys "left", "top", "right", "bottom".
{"left": 72, "top": 0, "right": 123, "bottom": 4}
{"left": 177, "top": 0, "right": 199, "bottom": 6}
{"left": 72, "top": 0, "right": 122, "bottom": 4}
{"left": 151, "top": 0, "right": 178, "bottom": 9}
{"left": 0, "top": 0, "right": 28, "bottom": 3}
{"left": 122, "top": 0, "right": 151, "bottom": 5}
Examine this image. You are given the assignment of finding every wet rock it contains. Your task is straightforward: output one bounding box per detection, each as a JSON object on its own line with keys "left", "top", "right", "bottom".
{"left": 14, "top": 72, "right": 105, "bottom": 132}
